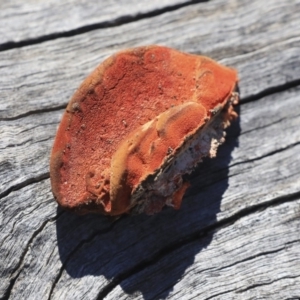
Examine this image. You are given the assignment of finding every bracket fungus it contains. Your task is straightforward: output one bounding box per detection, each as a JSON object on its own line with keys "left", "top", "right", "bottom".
{"left": 50, "top": 45, "right": 239, "bottom": 216}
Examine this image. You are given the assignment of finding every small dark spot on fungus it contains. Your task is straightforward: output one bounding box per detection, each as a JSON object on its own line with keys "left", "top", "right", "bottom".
{"left": 50, "top": 45, "right": 239, "bottom": 216}
{"left": 167, "top": 147, "right": 173, "bottom": 155}
{"left": 71, "top": 102, "right": 81, "bottom": 112}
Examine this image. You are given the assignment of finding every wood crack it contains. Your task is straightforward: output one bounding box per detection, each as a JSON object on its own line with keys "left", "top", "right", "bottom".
{"left": 0, "top": 172, "right": 50, "bottom": 200}
{"left": 236, "top": 274, "right": 300, "bottom": 294}
{"left": 0, "top": 198, "right": 55, "bottom": 249}
{"left": 240, "top": 116, "right": 287, "bottom": 136}
{"left": 216, "top": 239, "right": 300, "bottom": 272}
{"left": 202, "top": 288, "right": 238, "bottom": 300}
{"left": 0, "top": 104, "right": 66, "bottom": 122}
{"left": 241, "top": 78, "right": 300, "bottom": 105}
{"left": 0, "top": 136, "right": 54, "bottom": 151}
{"left": 96, "top": 191, "right": 300, "bottom": 299}
{"left": 47, "top": 218, "right": 122, "bottom": 300}
{"left": 230, "top": 141, "right": 300, "bottom": 169}
{"left": 98, "top": 236, "right": 300, "bottom": 300}
{"left": 1, "top": 213, "right": 64, "bottom": 300}
{"left": 0, "top": 0, "right": 209, "bottom": 52}
{"left": 187, "top": 140, "right": 300, "bottom": 198}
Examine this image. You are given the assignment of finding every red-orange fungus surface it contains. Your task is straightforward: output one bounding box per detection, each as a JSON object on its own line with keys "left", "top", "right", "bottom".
{"left": 50, "top": 45, "right": 239, "bottom": 216}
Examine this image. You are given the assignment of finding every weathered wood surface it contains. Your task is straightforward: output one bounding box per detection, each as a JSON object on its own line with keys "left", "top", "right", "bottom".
{"left": 1, "top": 0, "right": 300, "bottom": 299}
{"left": 0, "top": 0, "right": 195, "bottom": 46}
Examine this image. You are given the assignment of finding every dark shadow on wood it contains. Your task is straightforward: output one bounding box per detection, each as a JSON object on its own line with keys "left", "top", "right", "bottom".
{"left": 55, "top": 103, "right": 240, "bottom": 300}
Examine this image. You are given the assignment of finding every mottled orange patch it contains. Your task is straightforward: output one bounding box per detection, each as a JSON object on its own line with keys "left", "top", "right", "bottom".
{"left": 50, "top": 45, "right": 238, "bottom": 216}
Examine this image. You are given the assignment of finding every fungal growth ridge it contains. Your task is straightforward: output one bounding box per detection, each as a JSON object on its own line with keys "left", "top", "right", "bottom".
{"left": 50, "top": 45, "right": 239, "bottom": 216}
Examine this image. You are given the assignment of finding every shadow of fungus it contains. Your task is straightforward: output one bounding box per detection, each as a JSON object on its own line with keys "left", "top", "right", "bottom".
{"left": 55, "top": 104, "right": 241, "bottom": 300}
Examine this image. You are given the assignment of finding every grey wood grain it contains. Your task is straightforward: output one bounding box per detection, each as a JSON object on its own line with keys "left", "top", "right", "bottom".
{"left": 0, "top": 0, "right": 192, "bottom": 45}
{"left": 1, "top": 0, "right": 300, "bottom": 119}
{"left": 1, "top": 0, "right": 300, "bottom": 299}
{"left": 105, "top": 199, "right": 300, "bottom": 300}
